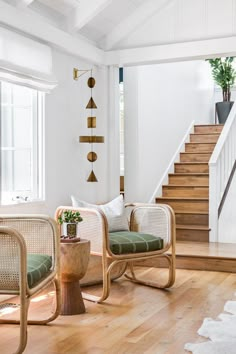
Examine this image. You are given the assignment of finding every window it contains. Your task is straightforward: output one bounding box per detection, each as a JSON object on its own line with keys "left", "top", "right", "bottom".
{"left": 0, "top": 81, "right": 44, "bottom": 205}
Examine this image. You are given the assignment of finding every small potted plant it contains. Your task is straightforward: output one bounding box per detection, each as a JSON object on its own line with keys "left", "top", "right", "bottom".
{"left": 58, "top": 210, "right": 83, "bottom": 241}
{"left": 207, "top": 57, "right": 236, "bottom": 123}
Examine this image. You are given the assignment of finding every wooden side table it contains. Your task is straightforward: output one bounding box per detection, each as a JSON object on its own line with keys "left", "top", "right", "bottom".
{"left": 60, "top": 238, "right": 90, "bottom": 315}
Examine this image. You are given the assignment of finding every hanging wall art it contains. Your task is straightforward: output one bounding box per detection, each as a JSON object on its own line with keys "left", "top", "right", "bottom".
{"left": 73, "top": 68, "right": 104, "bottom": 182}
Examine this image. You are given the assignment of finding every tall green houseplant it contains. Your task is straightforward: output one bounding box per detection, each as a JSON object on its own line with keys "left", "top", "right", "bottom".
{"left": 207, "top": 57, "right": 236, "bottom": 123}
{"left": 207, "top": 57, "right": 236, "bottom": 101}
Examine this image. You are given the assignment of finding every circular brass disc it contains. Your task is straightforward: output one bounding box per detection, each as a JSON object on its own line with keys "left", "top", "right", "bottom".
{"left": 87, "top": 77, "right": 95, "bottom": 88}
{"left": 87, "top": 151, "right": 97, "bottom": 162}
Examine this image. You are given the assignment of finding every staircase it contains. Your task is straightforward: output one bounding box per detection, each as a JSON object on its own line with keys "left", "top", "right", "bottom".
{"left": 137, "top": 123, "right": 236, "bottom": 272}
{"left": 156, "top": 124, "right": 224, "bottom": 243}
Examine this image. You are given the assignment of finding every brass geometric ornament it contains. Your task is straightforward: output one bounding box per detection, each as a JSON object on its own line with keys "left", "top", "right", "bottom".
{"left": 87, "top": 77, "right": 95, "bottom": 88}
{"left": 74, "top": 67, "right": 104, "bottom": 182}
{"left": 87, "top": 117, "right": 96, "bottom": 128}
{"left": 86, "top": 97, "right": 97, "bottom": 109}
{"left": 87, "top": 152, "right": 97, "bottom": 162}
{"left": 87, "top": 170, "right": 98, "bottom": 182}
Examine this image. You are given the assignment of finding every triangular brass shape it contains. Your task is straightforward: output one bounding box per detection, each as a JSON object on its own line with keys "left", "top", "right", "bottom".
{"left": 86, "top": 97, "right": 97, "bottom": 109}
{"left": 87, "top": 170, "right": 98, "bottom": 182}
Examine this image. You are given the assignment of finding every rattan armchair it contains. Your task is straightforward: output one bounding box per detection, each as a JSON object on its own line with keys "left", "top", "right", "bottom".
{"left": 0, "top": 214, "right": 61, "bottom": 354}
{"left": 56, "top": 203, "right": 175, "bottom": 304}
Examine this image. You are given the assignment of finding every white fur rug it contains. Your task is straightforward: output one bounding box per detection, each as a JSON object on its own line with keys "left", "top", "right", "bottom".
{"left": 185, "top": 300, "right": 236, "bottom": 354}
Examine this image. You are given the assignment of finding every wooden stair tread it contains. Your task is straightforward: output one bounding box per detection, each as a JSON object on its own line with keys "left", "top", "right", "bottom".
{"left": 186, "top": 142, "right": 216, "bottom": 145}
{"left": 169, "top": 173, "right": 209, "bottom": 176}
{"left": 139, "top": 241, "right": 236, "bottom": 272}
{"left": 180, "top": 152, "right": 211, "bottom": 154}
{"left": 176, "top": 224, "right": 210, "bottom": 230}
{"left": 175, "top": 210, "right": 209, "bottom": 215}
{"left": 163, "top": 184, "right": 209, "bottom": 187}
{"left": 194, "top": 124, "right": 224, "bottom": 127}
{"left": 157, "top": 197, "right": 208, "bottom": 201}
{"left": 174, "top": 240, "right": 236, "bottom": 259}
{"left": 190, "top": 132, "right": 220, "bottom": 136}
{"left": 175, "top": 162, "right": 209, "bottom": 164}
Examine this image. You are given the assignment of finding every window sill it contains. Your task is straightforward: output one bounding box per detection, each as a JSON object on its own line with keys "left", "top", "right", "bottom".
{"left": 0, "top": 200, "right": 47, "bottom": 214}
{"left": 0, "top": 200, "right": 51, "bottom": 217}
{"left": 0, "top": 200, "right": 45, "bottom": 207}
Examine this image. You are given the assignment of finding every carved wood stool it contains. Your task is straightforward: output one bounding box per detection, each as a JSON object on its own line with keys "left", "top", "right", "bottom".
{"left": 60, "top": 239, "right": 90, "bottom": 315}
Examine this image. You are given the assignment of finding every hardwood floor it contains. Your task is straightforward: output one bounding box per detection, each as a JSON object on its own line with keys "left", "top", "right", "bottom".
{"left": 1, "top": 267, "right": 236, "bottom": 354}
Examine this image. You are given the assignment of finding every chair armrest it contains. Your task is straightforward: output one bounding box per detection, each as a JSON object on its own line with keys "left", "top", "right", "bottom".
{"left": 0, "top": 214, "right": 60, "bottom": 271}
{"left": 0, "top": 226, "right": 28, "bottom": 292}
{"left": 129, "top": 204, "right": 176, "bottom": 250}
{"left": 55, "top": 206, "right": 109, "bottom": 255}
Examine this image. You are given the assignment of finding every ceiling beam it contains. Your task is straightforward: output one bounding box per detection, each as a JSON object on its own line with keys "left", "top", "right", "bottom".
{"left": 101, "top": 0, "right": 172, "bottom": 50}
{"left": 0, "top": 0, "right": 104, "bottom": 65}
{"left": 105, "top": 36, "right": 236, "bottom": 67}
{"left": 38, "top": 0, "right": 79, "bottom": 15}
{"left": 16, "top": 0, "right": 35, "bottom": 7}
{"left": 70, "top": 0, "right": 112, "bottom": 31}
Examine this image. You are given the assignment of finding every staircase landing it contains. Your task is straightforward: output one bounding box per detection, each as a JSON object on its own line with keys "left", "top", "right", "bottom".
{"left": 138, "top": 241, "right": 236, "bottom": 272}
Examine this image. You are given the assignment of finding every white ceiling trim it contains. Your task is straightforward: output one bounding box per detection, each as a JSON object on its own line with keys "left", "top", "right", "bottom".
{"left": 69, "top": 0, "right": 113, "bottom": 31}
{"left": 101, "top": 0, "right": 172, "bottom": 50}
{"left": 105, "top": 36, "right": 236, "bottom": 67}
{"left": 0, "top": 0, "right": 104, "bottom": 65}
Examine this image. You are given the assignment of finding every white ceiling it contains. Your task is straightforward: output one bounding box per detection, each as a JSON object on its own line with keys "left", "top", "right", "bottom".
{"left": 1, "top": 0, "right": 236, "bottom": 67}
{"left": 2, "top": 0, "right": 147, "bottom": 49}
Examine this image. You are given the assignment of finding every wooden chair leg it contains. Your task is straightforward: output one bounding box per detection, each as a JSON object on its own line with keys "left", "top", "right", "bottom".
{"left": 125, "top": 255, "right": 176, "bottom": 289}
{"left": 1, "top": 279, "right": 61, "bottom": 354}
{"left": 82, "top": 261, "right": 128, "bottom": 303}
{"left": 28, "top": 278, "right": 61, "bottom": 325}
{"left": 82, "top": 265, "right": 113, "bottom": 303}
{"left": 15, "top": 296, "right": 30, "bottom": 354}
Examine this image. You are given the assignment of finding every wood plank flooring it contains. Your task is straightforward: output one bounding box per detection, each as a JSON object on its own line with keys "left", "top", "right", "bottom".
{"left": 1, "top": 268, "right": 236, "bottom": 354}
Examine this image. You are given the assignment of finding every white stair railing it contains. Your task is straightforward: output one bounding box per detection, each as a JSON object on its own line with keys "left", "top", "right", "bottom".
{"left": 209, "top": 102, "right": 236, "bottom": 242}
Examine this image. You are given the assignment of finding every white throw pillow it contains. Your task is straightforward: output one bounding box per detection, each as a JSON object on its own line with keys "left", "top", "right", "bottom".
{"left": 71, "top": 195, "right": 129, "bottom": 232}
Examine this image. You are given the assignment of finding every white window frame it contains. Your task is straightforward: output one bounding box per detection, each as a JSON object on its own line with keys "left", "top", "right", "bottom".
{"left": 0, "top": 81, "right": 45, "bottom": 205}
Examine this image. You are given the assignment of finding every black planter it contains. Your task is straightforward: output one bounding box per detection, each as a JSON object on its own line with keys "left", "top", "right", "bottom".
{"left": 216, "top": 101, "right": 234, "bottom": 124}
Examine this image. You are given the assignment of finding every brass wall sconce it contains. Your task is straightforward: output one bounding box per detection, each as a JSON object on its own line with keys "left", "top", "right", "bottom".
{"left": 74, "top": 67, "right": 104, "bottom": 182}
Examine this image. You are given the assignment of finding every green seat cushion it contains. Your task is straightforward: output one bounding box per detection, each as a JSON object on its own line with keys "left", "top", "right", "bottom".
{"left": 109, "top": 231, "right": 163, "bottom": 255}
{"left": 27, "top": 254, "right": 52, "bottom": 288}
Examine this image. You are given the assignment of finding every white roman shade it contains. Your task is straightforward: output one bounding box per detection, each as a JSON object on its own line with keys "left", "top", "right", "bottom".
{"left": 0, "top": 27, "right": 57, "bottom": 92}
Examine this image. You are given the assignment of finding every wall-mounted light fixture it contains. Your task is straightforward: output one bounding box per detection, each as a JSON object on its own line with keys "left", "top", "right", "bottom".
{"left": 74, "top": 67, "right": 104, "bottom": 182}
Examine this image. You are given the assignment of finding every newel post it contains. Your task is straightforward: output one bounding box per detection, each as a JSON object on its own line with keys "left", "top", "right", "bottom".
{"left": 209, "top": 163, "right": 218, "bottom": 242}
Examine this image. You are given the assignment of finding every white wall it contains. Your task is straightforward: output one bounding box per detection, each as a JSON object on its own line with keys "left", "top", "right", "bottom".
{"left": 0, "top": 49, "right": 117, "bottom": 216}
{"left": 218, "top": 170, "right": 236, "bottom": 243}
{"left": 214, "top": 87, "right": 236, "bottom": 104}
{"left": 124, "top": 60, "right": 214, "bottom": 202}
